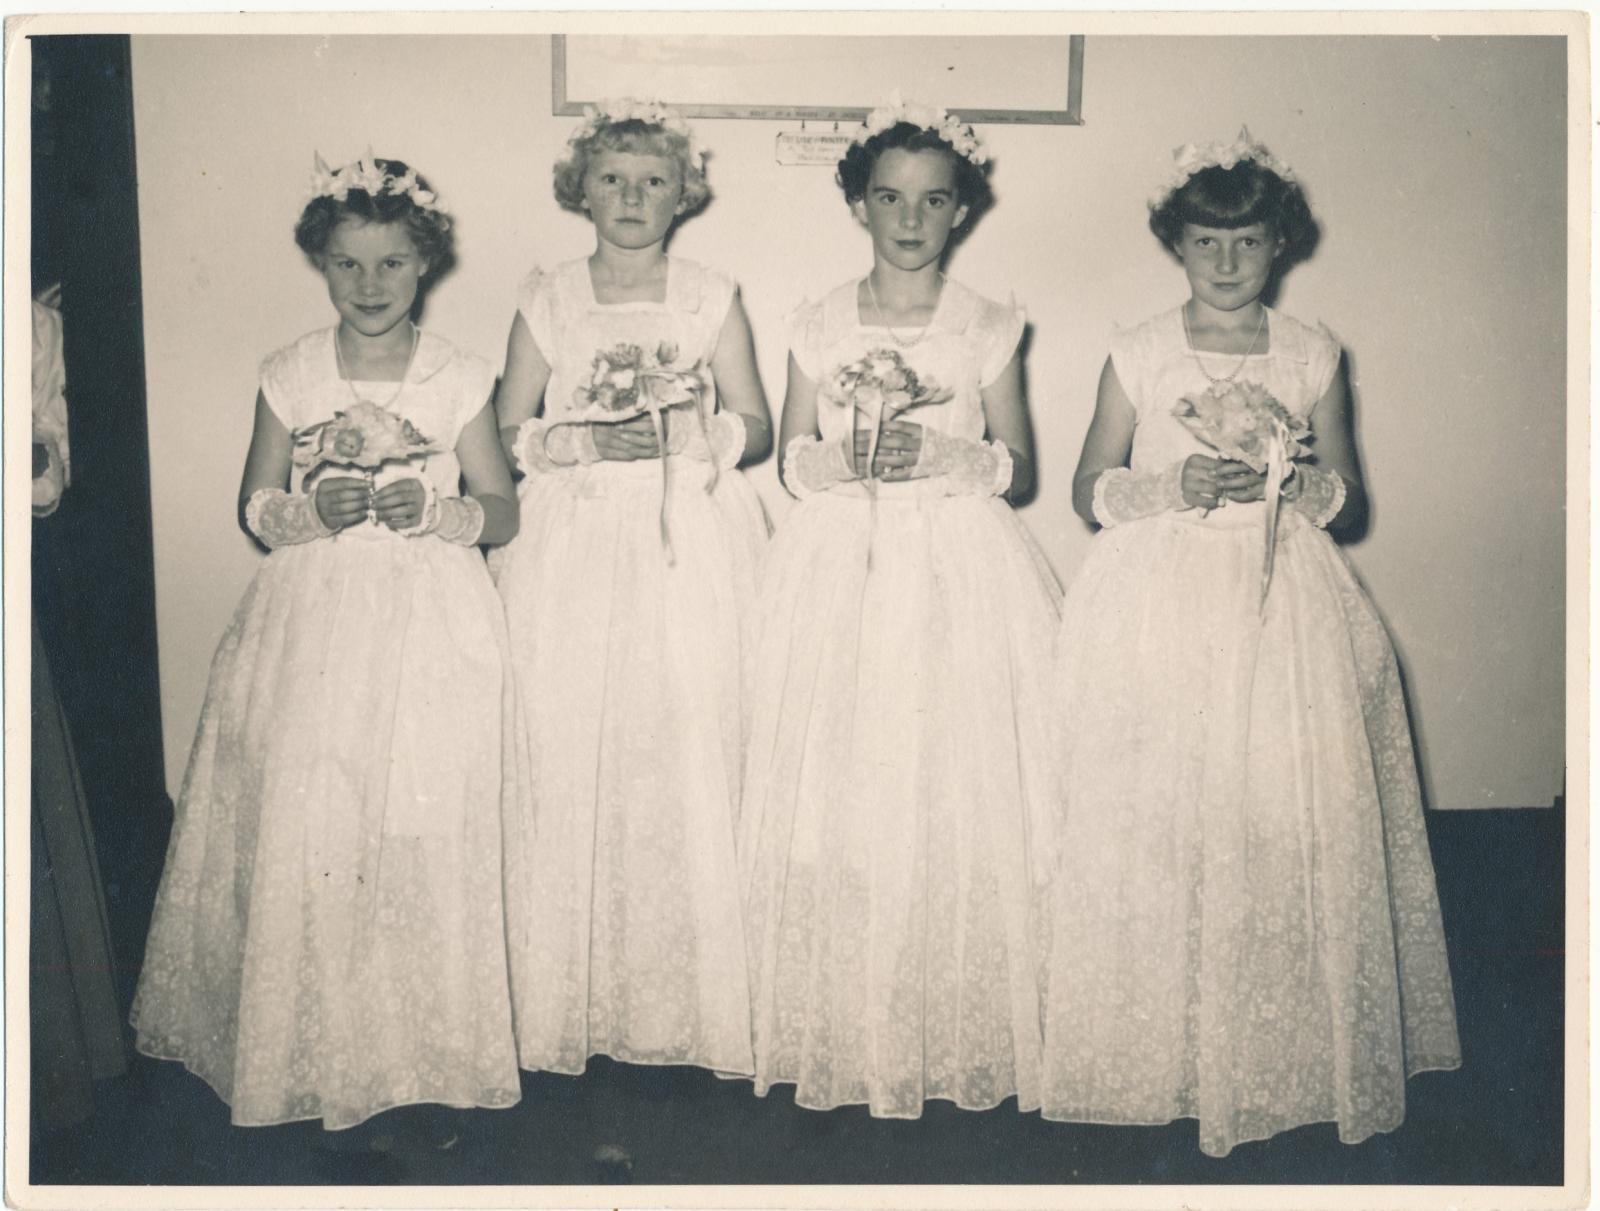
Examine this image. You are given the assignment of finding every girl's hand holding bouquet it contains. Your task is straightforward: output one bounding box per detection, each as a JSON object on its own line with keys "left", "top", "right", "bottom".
{"left": 592, "top": 412, "right": 669, "bottom": 462}
{"left": 1172, "top": 379, "right": 1311, "bottom": 608}
{"left": 853, "top": 417, "right": 924, "bottom": 480}
{"left": 826, "top": 348, "right": 950, "bottom": 484}
{"left": 1178, "top": 453, "right": 1268, "bottom": 510}
{"left": 311, "top": 477, "right": 373, "bottom": 533}
{"left": 369, "top": 478, "right": 430, "bottom": 531}
{"left": 566, "top": 339, "right": 717, "bottom": 563}
{"left": 294, "top": 399, "right": 443, "bottom": 531}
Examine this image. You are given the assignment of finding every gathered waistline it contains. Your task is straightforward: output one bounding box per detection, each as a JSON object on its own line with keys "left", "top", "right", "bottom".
{"left": 816, "top": 476, "right": 988, "bottom": 503}
{"left": 1142, "top": 500, "right": 1309, "bottom": 538}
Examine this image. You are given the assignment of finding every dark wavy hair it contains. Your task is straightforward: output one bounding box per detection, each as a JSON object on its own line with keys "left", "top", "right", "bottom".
{"left": 552, "top": 120, "right": 711, "bottom": 218}
{"left": 1148, "top": 158, "right": 1318, "bottom": 266}
{"left": 294, "top": 159, "right": 456, "bottom": 279}
{"left": 836, "top": 121, "right": 993, "bottom": 225}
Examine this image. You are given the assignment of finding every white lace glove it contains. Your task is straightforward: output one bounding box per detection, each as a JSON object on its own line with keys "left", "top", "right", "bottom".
{"left": 667, "top": 410, "right": 747, "bottom": 470}
{"left": 244, "top": 487, "right": 334, "bottom": 549}
{"left": 515, "top": 417, "right": 600, "bottom": 474}
{"left": 393, "top": 479, "right": 486, "bottom": 546}
{"left": 423, "top": 495, "right": 486, "bottom": 545}
{"left": 1089, "top": 462, "right": 1190, "bottom": 528}
{"left": 911, "top": 428, "right": 1013, "bottom": 497}
{"left": 783, "top": 433, "right": 859, "bottom": 499}
{"left": 1284, "top": 464, "right": 1346, "bottom": 529}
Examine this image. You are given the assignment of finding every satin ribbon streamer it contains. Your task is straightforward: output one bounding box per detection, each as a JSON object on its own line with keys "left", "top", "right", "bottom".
{"left": 1260, "top": 422, "right": 1293, "bottom": 611}
{"left": 636, "top": 366, "right": 717, "bottom": 567}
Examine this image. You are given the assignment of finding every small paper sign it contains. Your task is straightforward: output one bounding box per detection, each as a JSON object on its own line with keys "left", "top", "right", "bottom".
{"left": 775, "top": 130, "right": 854, "bottom": 167}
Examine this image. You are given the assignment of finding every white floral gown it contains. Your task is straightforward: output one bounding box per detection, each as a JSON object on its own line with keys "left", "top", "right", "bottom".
{"left": 1041, "top": 307, "right": 1461, "bottom": 1156}
{"left": 739, "top": 279, "right": 1064, "bottom": 1117}
{"left": 495, "top": 258, "right": 768, "bottom": 1076}
{"left": 131, "top": 330, "right": 526, "bottom": 1129}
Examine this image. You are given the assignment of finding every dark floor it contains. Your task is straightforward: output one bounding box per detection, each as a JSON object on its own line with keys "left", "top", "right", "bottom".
{"left": 28, "top": 806, "right": 1564, "bottom": 1189}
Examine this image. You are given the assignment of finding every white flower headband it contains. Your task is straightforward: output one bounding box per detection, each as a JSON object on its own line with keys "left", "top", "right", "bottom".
{"left": 853, "top": 90, "right": 988, "bottom": 167}
{"left": 308, "top": 153, "right": 442, "bottom": 212}
{"left": 1148, "top": 126, "right": 1296, "bottom": 209}
{"left": 570, "top": 97, "right": 706, "bottom": 174}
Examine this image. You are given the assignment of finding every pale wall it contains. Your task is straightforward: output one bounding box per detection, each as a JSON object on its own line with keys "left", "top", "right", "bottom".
{"left": 134, "top": 33, "right": 1567, "bottom": 807}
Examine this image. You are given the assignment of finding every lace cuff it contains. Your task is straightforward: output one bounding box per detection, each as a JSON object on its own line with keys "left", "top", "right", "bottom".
{"left": 783, "top": 433, "right": 857, "bottom": 499}
{"left": 669, "top": 410, "right": 746, "bottom": 470}
{"left": 912, "top": 428, "right": 1012, "bottom": 497}
{"left": 245, "top": 487, "right": 334, "bottom": 549}
{"left": 1090, "top": 462, "right": 1188, "bottom": 528}
{"left": 516, "top": 416, "right": 599, "bottom": 474}
{"left": 428, "top": 495, "right": 485, "bottom": 546}
{"left": 1286, "top": 464, "right": 1346, "bottom": 529}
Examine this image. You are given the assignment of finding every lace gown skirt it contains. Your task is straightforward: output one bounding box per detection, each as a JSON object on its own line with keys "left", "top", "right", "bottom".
{"left": 131, "top": 532, "right": 525, "bottom": 1129}
{"left": 739, "top": 485, "right": 1062, "bottom": 1117}
{"left": 1041, "top": 505, "right": 1461, "bottom": 1157}
{"left": 496, "top": 457, "right": 767, "bottom": 1076}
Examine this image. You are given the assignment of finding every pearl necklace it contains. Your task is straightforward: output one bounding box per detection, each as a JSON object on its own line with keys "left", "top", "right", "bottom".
{"left": 865, "top": 273, "right": 943, "bottom": 349}
{"left": 335, "top": 322, "right": 420, "bottom": 408}
{"left": 1182, "top": 305, "right": 1267, "bottom": 385}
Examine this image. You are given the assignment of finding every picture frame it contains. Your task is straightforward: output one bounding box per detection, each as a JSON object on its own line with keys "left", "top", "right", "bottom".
{"left": 552, "top": 33, "right": 1085, "bottom": 125}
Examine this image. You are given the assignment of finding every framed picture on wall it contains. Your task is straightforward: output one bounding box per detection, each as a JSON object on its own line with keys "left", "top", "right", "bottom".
{"left": 552, "top": 33, "right": 1085, "bottom": 125}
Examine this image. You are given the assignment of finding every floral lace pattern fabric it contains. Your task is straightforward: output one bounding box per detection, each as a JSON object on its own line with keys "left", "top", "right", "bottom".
{"left": 496, "top": 258, "right": 768, "bottom": 1076}
{"left": 739, "top": 278, "right": 1062, "bottom": 1117}
{"left": 130, "top": 331, "right": 526, "bottom": 1129}
{"left": 1041, "top": 308, "right": 1461, "bottom": 1156}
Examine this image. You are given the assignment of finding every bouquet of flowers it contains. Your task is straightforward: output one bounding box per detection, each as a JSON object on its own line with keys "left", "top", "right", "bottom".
{"left": 571, "top": 340, "right": 708, "bottom": 423}
{"left": 823, "top": 348, "right": 952, "bottom": 570}
{"left": 572, "top": 340, "right": 714, "bottom": 564}
{"left": 293, "top": 401, "right": 441, "bottom": 524}
{"left": 825, "top": 348, "right": 952, "bottom": 487}
{"left": 293, "top": 399, "right": 440, "bottom": 472}
{"left": 1173, "top": 380, "right": 1311, "bottom": 609}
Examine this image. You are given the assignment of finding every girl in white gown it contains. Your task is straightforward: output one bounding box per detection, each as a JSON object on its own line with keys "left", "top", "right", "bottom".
{"left": 1041, "top": 132, "right": 1460, "bottom": 1156}
{"left": 739, "top": 99, "right": 1063, "bottom": 1118}
{"left": 494, "top": 100, "right": 772, "bottom": 1077}
{"left": 132, "top": 158, "right": 526, "bottom": 1131}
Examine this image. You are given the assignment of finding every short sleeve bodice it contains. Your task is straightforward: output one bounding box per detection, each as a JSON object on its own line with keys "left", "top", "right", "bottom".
{"left": 517, "top": 257, "right": 737, "bottom": 422}
{"left": 1109, "top": 307, "right": 1342, "bottom": 474}
{"left": 789, "top": 278, "right": 1024, "bottom": 445}
{"left": 259, "top": 328, "right": 493, "bottom": 498}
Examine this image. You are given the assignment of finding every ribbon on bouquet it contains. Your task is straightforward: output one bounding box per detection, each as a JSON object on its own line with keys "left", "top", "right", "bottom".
{"left": 860, "top": 392, "right": 887, "bottom": 572}
{"left": 826, "top": 347, "right": 954, "bottom": 575}
{"left": 635, "top": 365, "right": 717, "bottom": 567}
{"left": 573, "top": 343, "right": 718, "bottom": 568}
{"left": 1171, "top": 381, "right": 1310, "bottom": 613}
{"left": 1259, "top": 425, "right": 1292, "bottom": 612}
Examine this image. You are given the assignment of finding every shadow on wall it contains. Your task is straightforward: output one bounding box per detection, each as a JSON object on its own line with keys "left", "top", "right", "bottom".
{"left": 1012, "top": 321, "right": 1040, "bottom": 509}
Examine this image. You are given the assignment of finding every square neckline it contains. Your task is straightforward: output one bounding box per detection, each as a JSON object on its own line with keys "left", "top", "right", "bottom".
{"left": 583, "top": 256, "right": 675, "bottom": 310}
{"left": 1177, "top": 305, "right": 1275, "bottom": 360}
{"left": 325, "top": 327, "right": 416, "bottom": 391}
{"left": 852, "top": 275, "right": 953, "bottom": 334}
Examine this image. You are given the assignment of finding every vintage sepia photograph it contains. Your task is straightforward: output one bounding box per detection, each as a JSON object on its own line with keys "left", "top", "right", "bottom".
{"left": 6, "top": 10, "right": 1583, "bottom": 1209}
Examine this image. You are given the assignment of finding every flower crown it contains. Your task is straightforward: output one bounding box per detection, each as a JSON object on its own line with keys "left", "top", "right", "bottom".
{"left": 308, "top": 153, "right": 442, "bottom": 212}
{"left": 570, "top": 97, "right": 706, "bottom": 174}
{"left": 854, "top": 90, "right": 988, "bottom": 166}
{"left": 1148, "top": 126, "right": 1295, "bottom": 209}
